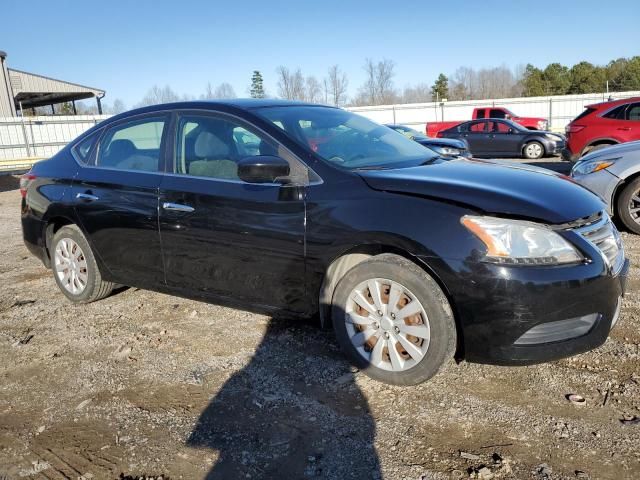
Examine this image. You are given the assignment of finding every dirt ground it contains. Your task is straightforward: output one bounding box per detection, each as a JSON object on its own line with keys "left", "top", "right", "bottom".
{"left": 0, "top": 163, "right": 639, "bottom": 480}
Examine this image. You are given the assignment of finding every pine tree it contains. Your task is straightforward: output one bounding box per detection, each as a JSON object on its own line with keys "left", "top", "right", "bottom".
{"left": 430, "top": 74, "right": 449, "bottom": 101}
{"left": 250, "top": 71, "right": 265, "bottom": 98}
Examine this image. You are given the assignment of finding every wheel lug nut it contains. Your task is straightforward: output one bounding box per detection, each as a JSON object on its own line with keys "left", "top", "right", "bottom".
{"left": 377, "top": 310, "right": 383, "bottom": 316}
{"left": 373, "top": 322, "right": 379, "bottom": 329}
{"left": 391, "top": 313, "right": 396, "bottom": 319}
{"left": 394, "top": 326, "right": 400, "bottom": 333}
{"left": 384, "top": 332, "right": 390, "bottom": 339}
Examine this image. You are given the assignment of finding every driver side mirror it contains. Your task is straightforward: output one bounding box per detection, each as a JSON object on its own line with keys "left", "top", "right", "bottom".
{"left": 508, "top": 128, "right": 515, "bottom": 134}
{"left": 237, "top": 155, "right": 290, "bottom": 184}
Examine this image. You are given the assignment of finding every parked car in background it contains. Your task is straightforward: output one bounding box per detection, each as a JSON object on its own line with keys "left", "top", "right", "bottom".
{"left": 21, "top": 100, "right": 626, "bottom": 385}
{"left": 385, "top": 124, "right": 470, "bottom": 158}
{"left": 563, "top": 97, "right": 640, "bottom": 161}
{"left": 438, "top": 119, "right": 565, "bottom": 159}
{"left": 426, "top": 107, "right": 548, "bottom": 137}
{"left": 571, "top": 140, "right": 640, "bottom": 234}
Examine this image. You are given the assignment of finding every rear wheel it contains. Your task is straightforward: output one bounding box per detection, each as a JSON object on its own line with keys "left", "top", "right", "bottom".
{"left": 523, "top": 141, "right": 544, "bottom": 159}
{"left": 582, "top": 143, "right": 613, "bottom": 157}
{"left": 331, "top": 254, "right": 456, "bottom": 385}
{"left": 51, "top": 225, "right": 114, "bottom": 303}
{"left": 616, "top": 177, "right": 640, "bottom": 234}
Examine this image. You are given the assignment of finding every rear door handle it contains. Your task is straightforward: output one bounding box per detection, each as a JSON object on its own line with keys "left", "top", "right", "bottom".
{"left": 76, "top": 193, "right": 99, "bottom": 202}
{"left": 617, "top": 127, "right": 632, "bottom": 131}
{"left": 162, "top": 202, "right": 195, "bottom": 213}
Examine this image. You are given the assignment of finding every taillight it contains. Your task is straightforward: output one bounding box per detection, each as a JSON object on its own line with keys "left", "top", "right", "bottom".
{"left": 436, "top": 132, "right": 444, "bottom": 138}
{"left": 565, "top": 125, "right": 585, "bottom": 134}
{"left": 19, "top": 173, "right": 36, "bottom": 198}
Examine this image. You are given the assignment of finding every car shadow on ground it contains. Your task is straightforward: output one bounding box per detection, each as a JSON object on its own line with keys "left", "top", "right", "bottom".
{"left": 0, "top": 175, "right": 20, "bottom": 193}
{"left": 187, "top": 313, "right": 381, "bottom": 479}
{"left": 525, "top": 160, "right": 572, "bottom": 175}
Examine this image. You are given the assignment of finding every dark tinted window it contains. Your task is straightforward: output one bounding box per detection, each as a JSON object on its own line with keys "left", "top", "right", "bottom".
{"left": 572, "top": 107, "right": 595, "bottom": 122}
{"left": 603, "top": 105, "right": 627, "bottom": 120}
{"left": 626, "top": 103, "right": 640, "bottom": 121}
{"left": 476, "top": 109, "right": 486, "bottom": 119}
{"left": 97, "top": 117, "right": 166, "bottom": 171}
{"left": 468, "top": 121, "right": 487, "bottom": 133}
{"left": 72, "top": 129, "right": 101, "bottom": 164}
{"left": 489, "top": 109, "right": 507, "bottom": 119}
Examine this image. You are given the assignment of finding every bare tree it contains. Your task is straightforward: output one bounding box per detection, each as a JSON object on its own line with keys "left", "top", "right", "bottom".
{"left": 137, "top": 85, "right": 180, "bottom": 106}
{"left": 355, "top": 58, "right": 397, "bottom": 106}
{"left": 305, "top": 76, "right": 322, "bottom": 103}
{"left": 324, "top": 65, "right": 348, "bottom": 106}
{"left": 203, "top": 82, "right": 215, "bottom": 99}
{"left": 110, "top": 99, "right": 126, "bottom": 114}
{"left": 214, "top": 82, "right": 236, "bottom": 99}
{"left": 401, "top": 83, "right": 432, "bottom": 104}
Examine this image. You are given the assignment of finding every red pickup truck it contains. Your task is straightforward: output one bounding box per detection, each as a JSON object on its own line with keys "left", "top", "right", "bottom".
{"left": 427, "top": 107, "right": 549, "bottom": 137}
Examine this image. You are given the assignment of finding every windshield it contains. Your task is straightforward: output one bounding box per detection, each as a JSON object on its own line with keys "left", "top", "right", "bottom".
{"left": 256, "top": 106, "right": 438, "bottom": 169}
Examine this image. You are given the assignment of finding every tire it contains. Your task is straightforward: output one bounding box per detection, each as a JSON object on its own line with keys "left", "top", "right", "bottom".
{"left": 616, "top": 177, "right": 640, "bottom": 235}
{"left": 51, "top": 225, "right": 114, "bottom": 303}
{"left": 523, "top": 141, "right": 544, "bottom": 160}
{"left": 331, "top": 253, "right": 456, "bottom": 385}
{"left": 582, "top": 143, "right": 613, "bottom": 158}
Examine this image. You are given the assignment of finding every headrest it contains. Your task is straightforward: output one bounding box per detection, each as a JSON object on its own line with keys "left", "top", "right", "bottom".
{"left": 194, "top": 131, "right": 230, "bottom": 158}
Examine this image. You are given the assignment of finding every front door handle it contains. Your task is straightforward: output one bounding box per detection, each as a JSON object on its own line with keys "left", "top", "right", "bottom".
{"left": 162, "top": 202, "right": 195, "bottom": 213}
{"left": 76, "top": 193, "right": 99, "bottom": 202}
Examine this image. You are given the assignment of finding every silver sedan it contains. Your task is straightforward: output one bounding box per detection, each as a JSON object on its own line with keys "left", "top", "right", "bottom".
{"left": 571, "top": 140, "right": 640, "bottom": 234}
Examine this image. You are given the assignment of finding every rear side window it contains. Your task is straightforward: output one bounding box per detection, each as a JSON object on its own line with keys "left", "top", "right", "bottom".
{"left": 72, "top": 129, "right": 101, "bottom": 164}
{"left": 489, "top": 109, "right": 507, "bottom": 119}
{"left": 468, "top": 121, "right": 487, "bottom": 133}
{"left": 96, "top": 116, "right": 166, "bottom": 172}
{"left": 476, "top": 109, "right": 486, "bottom": 119}
{"left": 603, "top": 105, "right": 627, "bottom": 120}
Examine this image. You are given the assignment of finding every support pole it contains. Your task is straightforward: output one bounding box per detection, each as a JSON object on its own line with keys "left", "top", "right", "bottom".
{"left": 96, "top": 96, "right": 102, "bottom": 114}
{"left": 72, "top": 100, "right": 77, "bottom": 115}
{"left": 50, "top": 104, "right": 55, "bottom": 115}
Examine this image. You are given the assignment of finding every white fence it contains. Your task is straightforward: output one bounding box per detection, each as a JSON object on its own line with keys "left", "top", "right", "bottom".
{"left": 0, "top": 114, "right": 111, "bottom": 161}
{"left": 1, "top": 90, "right": 640, "bottom": 166}
{"left": 347, "top": 91, "right": 640, "bottom": 133}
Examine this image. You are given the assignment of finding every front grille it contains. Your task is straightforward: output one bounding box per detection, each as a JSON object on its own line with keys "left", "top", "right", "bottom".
{"left": 574, "top": 212, "right": 624, "bottom": 273}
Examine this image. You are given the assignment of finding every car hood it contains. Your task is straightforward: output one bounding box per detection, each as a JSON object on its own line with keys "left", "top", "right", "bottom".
{"left": 358, "top": 158, "right": 604, "bottom": 224}
{"left": 414, "top": 137, "right": 467, "bottom": 149}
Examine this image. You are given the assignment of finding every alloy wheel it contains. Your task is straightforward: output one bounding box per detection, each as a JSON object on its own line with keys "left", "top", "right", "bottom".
{"left": 345, "top": 278, "right": 430, "bottom": 372}
{"left": 628, "top": 191, "right": 640, "bottom": 225}
{"left": 54, "top": 237, "right": 88, "bottom": 295}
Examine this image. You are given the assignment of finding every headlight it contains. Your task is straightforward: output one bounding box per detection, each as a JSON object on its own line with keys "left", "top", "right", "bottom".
{"left": 545, "top": 133, "right": 561, "bottom": 141}
{"left": 571, "top": 157, "right": 619, "bottom": 176}
{"left": 431, "top": 146, "right": 461, "bottom": 156}
{"left": 461, "top": 216, "right": 582, "bottom": 265}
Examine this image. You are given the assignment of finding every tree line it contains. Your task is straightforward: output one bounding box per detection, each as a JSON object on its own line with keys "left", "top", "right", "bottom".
{"left": 32, "top": 55, "right": 640, "bottom": 116}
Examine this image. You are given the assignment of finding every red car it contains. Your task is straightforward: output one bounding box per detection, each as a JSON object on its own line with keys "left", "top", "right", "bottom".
{"left": 563, "top": 97, "right": 640, "bottom": 161}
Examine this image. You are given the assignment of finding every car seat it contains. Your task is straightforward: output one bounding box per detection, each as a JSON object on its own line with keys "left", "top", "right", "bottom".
{"left": 189, "top": 131, "right": 238, "bottom": 180}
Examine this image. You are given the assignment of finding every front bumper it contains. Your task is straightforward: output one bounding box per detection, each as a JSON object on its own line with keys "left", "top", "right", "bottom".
{"left": 433, "top": 255, "right": 628, "bottom": 366}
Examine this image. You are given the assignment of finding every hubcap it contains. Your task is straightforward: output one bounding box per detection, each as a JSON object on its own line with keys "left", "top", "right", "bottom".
{"left": 526, "top": 143, "right": 542, "bottom": 158}
{"left": 54, "top": 238, "right": 88, "bottom": 295}
{"left": 628, "top": 191, "right": 640, "bottom": 225}
{"left": 345, "top": 278, "right": 430, "bottom": 372}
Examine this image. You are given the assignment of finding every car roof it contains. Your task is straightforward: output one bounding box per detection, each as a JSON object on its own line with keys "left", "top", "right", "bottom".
{"left": 105, "top": 99, "right": 338, "bottom": 124}
{"left": 587, "top": 96, "right": 640, "bottom": 110}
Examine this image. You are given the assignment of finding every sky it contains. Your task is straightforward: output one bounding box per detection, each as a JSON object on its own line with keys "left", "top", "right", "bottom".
{"left": 1, "top": 0, "right": 639, "bottom": 108}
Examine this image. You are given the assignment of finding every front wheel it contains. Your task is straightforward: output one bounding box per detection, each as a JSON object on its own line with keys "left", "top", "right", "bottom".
{"left": 51, "top": 225, "right": 114, "bottom": 303}
{"left": 616, "top": 177, "right": 640, "bottom": 235}
{"left": 523, "top": 141, "right": 544, "bottom": 160}
{"left": 331, "top": 254, "right": 456, "bottom": 385}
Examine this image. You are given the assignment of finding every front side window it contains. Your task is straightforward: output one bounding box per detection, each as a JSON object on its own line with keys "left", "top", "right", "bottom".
{"left": 174, "top": 113, "right": 309, "bottom": 183}
{"left": 476, "top": 109, "right": 486, "bottom": 119}
{"left": 489, "top": 121, "right": 511, "bottom": 133}
{"left": 489, "top": 109, "right": 508, "bottom": 119}
{"left": 626, "top": 103, "right": 640, "bottom": 121}
{"left": 96, "top": 117, "right": 166, "bottom": 171}
{"left": 256, "top": 106, "right": 437, "bottom": 170}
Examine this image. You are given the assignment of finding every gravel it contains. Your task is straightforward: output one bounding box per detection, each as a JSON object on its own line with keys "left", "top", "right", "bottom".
{"left": 1, "top": 164, "right": 639, "bottom": 479}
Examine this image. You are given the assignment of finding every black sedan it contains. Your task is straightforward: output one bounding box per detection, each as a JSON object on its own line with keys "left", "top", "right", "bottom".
{"left": 21, "top": 100, "right": 626, "bottom": 385}
{"left": 385, "top": 124, "right": 470, "bottom": 158}
{"left": 439, "top": 118, "right": 565, "bottom": 159}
